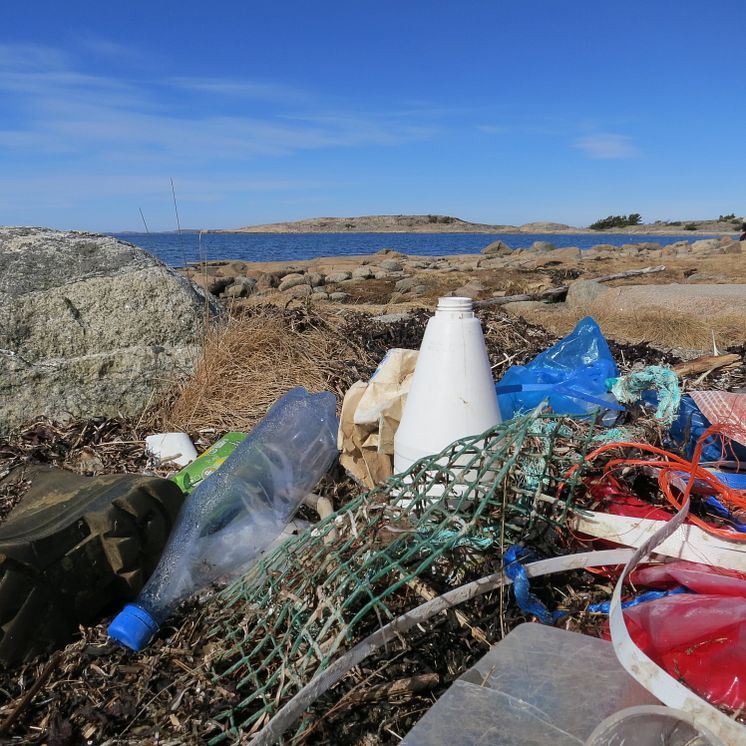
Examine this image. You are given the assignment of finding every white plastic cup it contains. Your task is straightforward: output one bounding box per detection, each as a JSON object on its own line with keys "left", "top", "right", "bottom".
{"left": 394, "top": 297, "right": 501, "bottom": 476}
{"left": 145, "top": 432, "right": 198, "bottom": 468}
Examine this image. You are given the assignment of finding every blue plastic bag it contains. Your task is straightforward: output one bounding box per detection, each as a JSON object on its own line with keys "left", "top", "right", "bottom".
{"left": 496, "top": 316, "right": 622, "bottom": 420}
{"left": 649, "top": 392, "right": 746, "bottom": 464}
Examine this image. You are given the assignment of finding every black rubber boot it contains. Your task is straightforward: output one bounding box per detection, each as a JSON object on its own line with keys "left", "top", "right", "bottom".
{"left": 0, "top": 466, "right": 184, "bottom": 668}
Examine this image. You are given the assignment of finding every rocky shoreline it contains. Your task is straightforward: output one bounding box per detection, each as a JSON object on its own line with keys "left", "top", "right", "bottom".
{"left": 183, "top": 235, "right": 744, "bottom": 305}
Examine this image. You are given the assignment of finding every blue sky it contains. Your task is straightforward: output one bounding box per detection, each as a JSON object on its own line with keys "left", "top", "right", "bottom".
{"left": 1, "top": 1, "right": 744, "bottom": 231}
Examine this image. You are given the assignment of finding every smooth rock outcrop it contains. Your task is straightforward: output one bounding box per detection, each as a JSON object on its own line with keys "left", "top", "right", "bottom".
{"left": 0, "top": 227, "right": 218, "bottom": 431}
{"left": 591, "top": 283, "right": 746, "bottom": 323}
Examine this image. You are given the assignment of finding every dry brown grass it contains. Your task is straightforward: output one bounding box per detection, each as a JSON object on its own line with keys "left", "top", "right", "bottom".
{"left": 514, "top": 304, "right": 746, "bottom": 350}
{"left": 162, "top": 305, "right": 372, "bottom": 433}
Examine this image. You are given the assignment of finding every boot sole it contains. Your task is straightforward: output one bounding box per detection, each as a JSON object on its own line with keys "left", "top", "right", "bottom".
{"left": 0, "top": 467, "right": 183, "bottom": 668}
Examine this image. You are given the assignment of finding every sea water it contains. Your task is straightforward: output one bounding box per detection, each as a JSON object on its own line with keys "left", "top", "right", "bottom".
{"left": 111, "top": 231, "right": 720, "bottom": 268}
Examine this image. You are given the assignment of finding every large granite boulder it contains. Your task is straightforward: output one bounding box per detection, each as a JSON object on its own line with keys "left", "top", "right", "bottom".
{"left": 0, "top": 227, "right": 219, "bottom": 431}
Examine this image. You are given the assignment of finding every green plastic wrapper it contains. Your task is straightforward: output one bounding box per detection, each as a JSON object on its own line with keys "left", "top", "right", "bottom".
{"left": 171, "top": 432, "right": 247, "bottom": 494}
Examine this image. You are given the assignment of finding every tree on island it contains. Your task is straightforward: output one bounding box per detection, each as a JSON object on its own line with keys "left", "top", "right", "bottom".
{"left": 589, "top": 214, "right": 643, "bottom": 230}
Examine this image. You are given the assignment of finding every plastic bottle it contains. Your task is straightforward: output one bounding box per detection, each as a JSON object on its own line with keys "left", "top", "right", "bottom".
{"left": 108, "top": 387, "right": 338, "bottom": 651}
{"left": 394, "top": 297, "right": 501, "bottom": 474}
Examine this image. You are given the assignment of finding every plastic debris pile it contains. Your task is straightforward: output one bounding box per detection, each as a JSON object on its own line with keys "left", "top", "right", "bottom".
{"left": 2, "top": 306, "right": 746, "bottom": 745}
{"left": 206, "top": 411, "right": 597, "bottom": 742}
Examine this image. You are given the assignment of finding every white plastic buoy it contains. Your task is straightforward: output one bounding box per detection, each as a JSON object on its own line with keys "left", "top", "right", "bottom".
{"left": 394, "top": 297, "right": 501, "bottom": 475}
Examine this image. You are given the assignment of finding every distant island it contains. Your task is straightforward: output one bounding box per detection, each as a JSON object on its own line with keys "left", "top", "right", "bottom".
{"left": 213, "top": 214, "right": 741, "bottom": 235}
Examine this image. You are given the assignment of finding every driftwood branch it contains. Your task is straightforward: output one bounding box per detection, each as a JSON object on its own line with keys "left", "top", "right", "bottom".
{"left": 672, "top": 353, "right": 741, "bottom": 378}
{"left": 474, "top": 265, "right": 667, "bottom": 308}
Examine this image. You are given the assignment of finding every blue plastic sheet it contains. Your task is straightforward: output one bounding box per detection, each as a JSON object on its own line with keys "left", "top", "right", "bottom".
{"left": 496, "top": 317, "right": 621, "bottom": 420}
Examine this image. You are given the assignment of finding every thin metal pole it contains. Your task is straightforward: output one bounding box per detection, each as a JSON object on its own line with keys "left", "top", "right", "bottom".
{"left": 138, "top": 207, "right": 150, "bottom": 233}
{"left": 170, "top": 177, "right": 187, "bottom": 267}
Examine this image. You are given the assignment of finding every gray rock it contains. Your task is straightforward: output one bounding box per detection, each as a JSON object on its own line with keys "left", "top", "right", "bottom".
{"left": 0, "top": 227, "right": 218, "bottom": 432}
{"left": 204, "top": 275, "right": 234, "bottom": 295}
{"left": 223, "top": 277, "right": 257, "bottom": 298}
{"left": 374, "top": 312, "right": 413, "bottom": 324}
{"left": 409, "top": 260, "right": 430, "bottom": 269}
{"left": 395, "top": 277, "right": 419, "bottom": 292}
{"left": 529, "top": 241, "right": 557, "bottom": 252}
{"left": 686, "top": 272, "right": 728, "bottom": 283}
{"left": 288, "top": 284, "right": 312, "bottom": 299}
{"left": 481, "top": 239, "right": 511, "bottom": 255}
{"left": 412, "top": 284, "right": 428, "bottom": 296}
{"left": 724, "top": 241, "right": 742, "bottom": 254}
{"left": 312, "top": 291, "right": 329, "bottom": 300}
{"left": 550, "top": 247, "right": 582, "bottom": 261}
{"left": 326, "top": 271, "right": 352, "bottom": 283}
{"left": 375, "top": 248, "right": 406, "bottom": 257}
{"left": 662, "top": 241, "right": 691, "bottom": 256}
{"left": 308, "top": 272, "right": 325, "bottom": 287}
{"left": 690, "top": 239, "right": 721, "bottom": 254}
{"left": 249, "top": 271, "right": 279, "bottom": 290}
{"left": 373, "top": 270, "right": 393, "bottom": 280}
{"left": 351, "top": 266, "right": 374, "bottom": 280}
{"left": 330, "top": 291, "right": 351, "bottom": 301}
{"left": 380, "top": 259, "right": 405, "bottom": 271}
{"left": 565, "top": 279, "right": 607, "bottom": 308}
{"left": 452, "top": 280, "right": 486, "bottom": 299}
{"left": 275, "top": 266, "right": 304, "bottom": 278}
{"left": 312, "top": 285, "right": 328, "bottom": 294}
{"left": 278, "top": 272, "right": 308, "bottom": 291}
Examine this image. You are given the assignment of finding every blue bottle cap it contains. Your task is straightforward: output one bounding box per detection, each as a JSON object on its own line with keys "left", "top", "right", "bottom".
{"left": 108, "top": 603, "right": 159, "bottom": 651}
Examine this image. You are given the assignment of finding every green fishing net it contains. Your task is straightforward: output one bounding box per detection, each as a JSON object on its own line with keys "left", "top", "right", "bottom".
{"left": 207, "top": 411, "right": 599, "bottom": 742}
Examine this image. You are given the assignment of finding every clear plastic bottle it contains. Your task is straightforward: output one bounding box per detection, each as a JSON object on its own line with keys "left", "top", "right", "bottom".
{"left": 108, "top": 387, "right": 338, "bottom": 651}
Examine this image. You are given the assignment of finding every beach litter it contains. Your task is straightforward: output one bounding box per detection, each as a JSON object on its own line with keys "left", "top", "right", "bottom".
{"left": 338, "top": 348, "right": 418, "bottom": 488}
{"left": 1, "top": 306, "right": 746, "bottom": 744}
{"left": 496, "top": 316, "right": 622, "bottom": 423}
{"left": 171, "top": 431, "right": 247, "bottom": 494}
{"left": 109, "top": 387, "right": 339, "bottom": 652}
{"left": 144, "top": 432, "right": 199, "bottom": 468}
{"left": 0, "top": 467, "right": 184, "bottom": 669}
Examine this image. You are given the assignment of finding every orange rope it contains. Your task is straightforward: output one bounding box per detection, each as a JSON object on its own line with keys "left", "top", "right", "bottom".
{"left": 566, "top": 426, "right": 746, "bottom": 542}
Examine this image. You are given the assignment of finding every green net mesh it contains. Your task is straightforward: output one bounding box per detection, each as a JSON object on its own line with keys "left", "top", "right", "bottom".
{"left": 207, "top": 411, "right": 598, "bottom": 742}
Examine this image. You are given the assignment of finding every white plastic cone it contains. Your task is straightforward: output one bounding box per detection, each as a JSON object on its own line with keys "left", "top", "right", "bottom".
{"left": 394, "top": 297, "right": 501, "bottom": 475}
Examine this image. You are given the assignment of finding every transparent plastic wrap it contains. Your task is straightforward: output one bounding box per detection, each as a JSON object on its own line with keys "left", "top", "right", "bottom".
{"left": 108, "top": 387, "right": 339, "bottom": 651}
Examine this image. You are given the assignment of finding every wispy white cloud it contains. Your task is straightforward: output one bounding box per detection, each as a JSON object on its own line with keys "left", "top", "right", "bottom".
{"left": 477, "top": 124, "right": 507, "bottom": 135}
{"left": 573, "top": 133, "right": 640, "bottom": 159}
{"left": 0, "top": 42, "right": 435, "bottom": 164}
{"left": 167, "top": 76, "right": 311, "bottom": 103}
